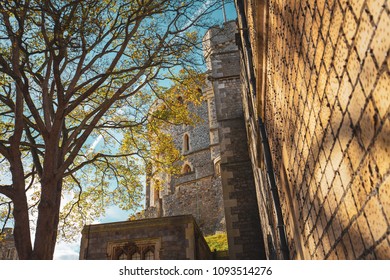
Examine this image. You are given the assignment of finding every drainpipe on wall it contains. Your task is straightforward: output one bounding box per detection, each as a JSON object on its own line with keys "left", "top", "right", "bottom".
{"left": 235, "top": 0, "right": 290, "bottom": 260}
{"left": 258, "top": 119, "right": 290, "bottom": 260}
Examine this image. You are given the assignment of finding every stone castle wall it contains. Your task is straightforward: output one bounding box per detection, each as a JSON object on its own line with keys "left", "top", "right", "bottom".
{"left": 204, "top": 21, "right": 266, "bottom": 259}
{"left": 0, "top": 228, "right": 18, "bottom": 260}
{"left": 79, "top": 215, "right": 212, "bottom": 260}
{"left": 163, "top": 176, "right": 225, "bottom": 235}
{"left": 236, "top": 0, "right": 389, "bottom": 259}
{"left": 145, "top": 89, "right": 226, "bottom": 236}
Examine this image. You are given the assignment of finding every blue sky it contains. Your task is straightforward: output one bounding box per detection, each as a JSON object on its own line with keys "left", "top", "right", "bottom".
{"left": 55, "top": 2, "right": 238, "bottom": 260}
{"left": 54, "top": 205, "right": 132, "bottom": 260}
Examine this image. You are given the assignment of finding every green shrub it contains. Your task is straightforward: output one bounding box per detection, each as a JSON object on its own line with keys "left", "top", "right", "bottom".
{"left": 205, "top": 232, "right": 228, "bottom": 252}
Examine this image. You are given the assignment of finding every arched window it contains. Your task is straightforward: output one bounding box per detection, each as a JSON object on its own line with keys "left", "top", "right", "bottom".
{"left": 144, "top": 250, "right": 154, "bottom": 260}
{"left": 182, "top": 164, "right": 192, "bottom": 174}
{"left": 214, "top": 156, "right": 221, "bottom": 177}
{"left": 215, "top": 160, "right": 221, "bottom": 176}
{"left": 153, "top": 180, "right": 160, "bottom": 205}
{"left": 131, "top": 252, "right": 141, "bottom": 260}
{"left": 183, "top": 133, "right": 190, "bottom": 152}
{"left": 118, "top": 252, "right": 127, "bottom": 260}
{"left": 110, "top": 241, "right": 160, "bottom": 260}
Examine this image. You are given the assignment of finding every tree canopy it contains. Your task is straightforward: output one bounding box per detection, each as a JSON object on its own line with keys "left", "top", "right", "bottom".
{"left": 0, "top": 0, "right": 225, "bottom": 259}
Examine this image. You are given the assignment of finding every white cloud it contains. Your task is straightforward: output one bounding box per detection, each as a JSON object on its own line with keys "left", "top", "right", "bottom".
{"left": 54, "top": 240, "right": 80, "bottom": 260}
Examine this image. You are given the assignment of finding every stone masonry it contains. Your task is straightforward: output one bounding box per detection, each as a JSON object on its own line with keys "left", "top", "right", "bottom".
{"left": 145, "top": 82, "right": 226, "bottom": 236}
{"left": 235, "top": 0, "right": 389, "bottom": 259}
{"left": 145, "top": 21, "right": 267, "bottom": 259}
{"left": 79, "top": 215, "right": 212, "bottom": 260}
{"left": 0, "top": 228, "right": 18, "bottom": 260}
{"left": 203, "top": 21, "right": 266, "bottom": 259}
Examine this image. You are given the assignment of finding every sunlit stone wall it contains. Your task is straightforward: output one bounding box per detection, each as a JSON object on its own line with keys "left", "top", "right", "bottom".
{"left": 238, "top": 0, "right": 389, "bottom": 259}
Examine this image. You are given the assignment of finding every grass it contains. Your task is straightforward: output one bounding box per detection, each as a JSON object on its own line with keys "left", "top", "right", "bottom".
{"left": 205, "top": 232, "right": 228, "bottom": 252}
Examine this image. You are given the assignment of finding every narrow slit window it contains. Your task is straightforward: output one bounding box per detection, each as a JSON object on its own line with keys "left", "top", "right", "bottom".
{"left": 153, "top": 180, "right": 161, "bottom": 205}
{"left": 183, "top": 134, "right": 190, "bottom": 152}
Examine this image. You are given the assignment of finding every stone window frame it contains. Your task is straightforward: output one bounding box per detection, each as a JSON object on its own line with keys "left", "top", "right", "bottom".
{"left": 107, "top": 238, "right": 161, "bottom": 260}
{"left": 152, "top": 179, "right": 161, "bottom": 206}
{"left": 131, "top": 252, "right": 141, "bottom": 260}
{"left": 0, "top": 245, "right": 17, "bottom": 260}
{"left": 183, "top": 133, "right": 190, "bottom": 153}
{"left": 182, "top": 164, "right": 192, "bottom": 174}
{"left": 118, "top": 252, "right": 127, "bottom": 260}
{"left": 144, "top": 250, "right": 155, "bottom": 260}
{"left": 181, "top": 161, "right": 194, "bottom": 175}
{"left": 213, "top": 156, "right": 221, "bottom": 176}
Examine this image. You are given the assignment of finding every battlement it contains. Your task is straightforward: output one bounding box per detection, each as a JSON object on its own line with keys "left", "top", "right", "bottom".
{"left": 203, "top": 20, "right": 238, "bottom": 64}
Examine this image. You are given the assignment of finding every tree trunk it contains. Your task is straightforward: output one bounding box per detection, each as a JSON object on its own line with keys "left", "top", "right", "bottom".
{"left": 32, "top": 179, "right": 63, "bottom": 259}
{"left": 12, "top": 192, "right": 33, "bottom": 260}
{"left": 10, "top": 150, "right": 33, "bottom": 260}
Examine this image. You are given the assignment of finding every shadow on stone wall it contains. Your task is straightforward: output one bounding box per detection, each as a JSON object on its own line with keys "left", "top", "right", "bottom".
{"left": 263, "top": 0, "right": 389, "bottom": 259}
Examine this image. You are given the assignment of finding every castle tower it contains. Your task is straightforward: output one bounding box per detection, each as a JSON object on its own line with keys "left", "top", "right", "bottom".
{"left": 203, "top": 21, "right": 266, "bottom": 259}
{"left": 145, "top": 21, "right": 266, "bottom": 259}
{"left": 145, "top": 91, "right": 226, "bottom": 236}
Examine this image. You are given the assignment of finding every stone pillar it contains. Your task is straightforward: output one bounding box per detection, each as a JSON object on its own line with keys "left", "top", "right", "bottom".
{"left": 203, "top": 21, "right": 266, "bottom": 259}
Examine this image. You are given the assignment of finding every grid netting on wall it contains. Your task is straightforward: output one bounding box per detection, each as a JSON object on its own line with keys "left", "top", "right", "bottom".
{"left": 265, "top": 0, "right": 389, "bottom": 259}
